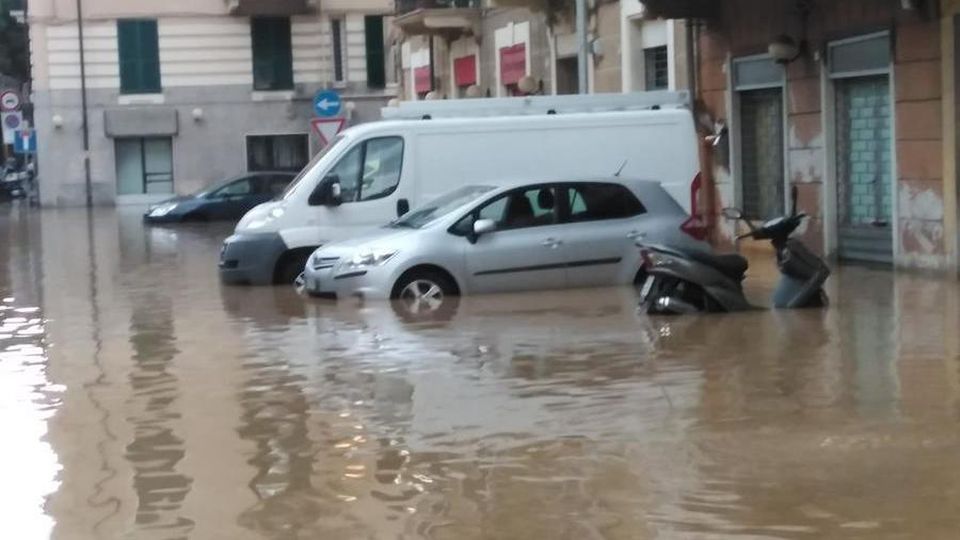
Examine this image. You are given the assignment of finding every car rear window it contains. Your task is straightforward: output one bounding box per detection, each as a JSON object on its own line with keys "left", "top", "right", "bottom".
{"left": 566, "top": 183, "right": 646, "bottom": 222}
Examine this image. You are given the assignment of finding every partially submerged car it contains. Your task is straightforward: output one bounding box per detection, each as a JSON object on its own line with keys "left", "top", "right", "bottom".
{"left": 145, "top": 171, "right": 296, "bottom": 223}
{"left": 300, "top": 177, "right": 709, "bottom": 316}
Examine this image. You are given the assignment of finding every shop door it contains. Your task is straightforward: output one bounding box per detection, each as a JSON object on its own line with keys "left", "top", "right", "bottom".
{"left": 835, "top": 76, "right": 892, "bottom": 264}
{"left": 739, "top": 88, "right": 784, "bottom": 220}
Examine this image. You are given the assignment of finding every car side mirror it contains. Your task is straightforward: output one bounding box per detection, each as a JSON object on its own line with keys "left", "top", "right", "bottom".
{"left": 473, "top": 218, "right": 496, "bottom": 236}
{"left": 721, "top": 207, "right": 742, "bottom": 220}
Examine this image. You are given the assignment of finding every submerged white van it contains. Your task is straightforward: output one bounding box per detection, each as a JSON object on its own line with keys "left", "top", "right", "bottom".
{"left": 219, "top": 93, "right": 703, "bottom": 285}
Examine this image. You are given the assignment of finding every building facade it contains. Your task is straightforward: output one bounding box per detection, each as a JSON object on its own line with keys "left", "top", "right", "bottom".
{"left": 644, "top": 0, "right": 955, "bottom": 272}
{"left": 391, "top": 0, "right": 689, "bottom": 99}
{"left": 30, "top": 0, "right": 398, "bottom": 206}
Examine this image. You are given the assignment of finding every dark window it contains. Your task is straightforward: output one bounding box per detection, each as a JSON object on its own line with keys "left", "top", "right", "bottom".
{"left": 470, "top": 186, "right": 559, "bottom": 230}
{"left": 246, "top": 135, "right": 308, "bottom": 172}
{"left": 251, "top": 17, "right": 293, "bottom": 91}
{"left": 332, "top": 19, "right": 345, "bottom": 81}
{"left": 565, "top": 183, "right": 646, "bottom": 222}
{"left": 555, "top": 57, "right": 578, "bottom": 95}
{"left": 117, "top": 19, "right": 161, "bottom": 94}
{"left": 644, "top": 45, "right": 668, "bottom": 90}
{"left": 313, "top": 137, "right": 404, "bottom": 205}
{"left": 364, "top": 16, "right": 386, "bottom": 88}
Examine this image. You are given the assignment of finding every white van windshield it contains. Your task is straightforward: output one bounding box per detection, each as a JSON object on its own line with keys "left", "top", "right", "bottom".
{"left": 281, "top": 135, "right": 346, "bottom": 200}
{"left": 390, "top": 185, "right": 495, "bottom": 229}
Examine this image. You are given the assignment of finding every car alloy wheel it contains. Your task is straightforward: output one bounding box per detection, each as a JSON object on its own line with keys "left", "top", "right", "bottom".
{"left": 399, "top": 279, "right": 445, "bottom": 315}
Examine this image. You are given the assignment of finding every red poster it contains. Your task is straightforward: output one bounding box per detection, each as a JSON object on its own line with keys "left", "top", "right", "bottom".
{"left": 453, "top": 55, "right": 477, "bottom": 87}
{"left": 499, "top": 44, "right": 526, "bottom": 85}
{"left": 414, "top": 66, "right": 431, "bottom": 93}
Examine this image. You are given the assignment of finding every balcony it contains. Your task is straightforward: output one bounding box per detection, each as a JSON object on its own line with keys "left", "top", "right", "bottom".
{"left": 226, "top": 0, "right": 319, "bottom": 16}
{"left": 394, "top": 0, "right": 482, "bottom": 37}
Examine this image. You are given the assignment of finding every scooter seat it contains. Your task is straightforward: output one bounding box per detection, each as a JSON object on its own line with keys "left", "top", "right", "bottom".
{"left": 686, "top": 250, "right": 749, "bottom": 279}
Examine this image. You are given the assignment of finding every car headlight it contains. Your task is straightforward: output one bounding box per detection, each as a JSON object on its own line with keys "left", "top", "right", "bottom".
{"left": 149, "top": 202, "right": 179, "bottom": 217}
{"left": 344, "top": 248, "right": 398, "bottom": 269}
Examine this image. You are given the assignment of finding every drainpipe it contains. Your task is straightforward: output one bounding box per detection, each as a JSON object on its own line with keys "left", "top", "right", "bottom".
{"left": 428, "top": 34, "right": 435, "bottom": 93}
{"left": 575, "top": 0, "right": 588, "bottom": 93}
{"left": 76, "top": 0, "right": 92, "bottom": 207}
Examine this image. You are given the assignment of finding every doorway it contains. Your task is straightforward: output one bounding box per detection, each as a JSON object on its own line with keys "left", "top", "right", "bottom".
{"left": 739, "top": 88, "right": 785, "bottom": 220}
{"left": 828, "top": 32, "right": 893, "bottom": 264}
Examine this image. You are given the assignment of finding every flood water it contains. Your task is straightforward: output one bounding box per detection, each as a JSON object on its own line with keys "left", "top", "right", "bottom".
{"left": 2, "top": 204, "right": 960, "bottom": 539}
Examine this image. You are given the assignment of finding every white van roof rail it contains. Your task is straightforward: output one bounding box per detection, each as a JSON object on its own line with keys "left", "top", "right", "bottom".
{"left": 381, "top": 91, "right": 691, "bottom": 120}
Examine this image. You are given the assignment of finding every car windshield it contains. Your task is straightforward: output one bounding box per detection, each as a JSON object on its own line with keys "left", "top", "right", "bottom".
{"left": 389, "top": 185, "right": 496, "bottom": 229}
{"left": 281, "top": 135, "right": 347, "bottom": 200}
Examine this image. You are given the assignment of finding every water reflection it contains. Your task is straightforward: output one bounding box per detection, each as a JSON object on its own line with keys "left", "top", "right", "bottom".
{"left": 4, "top": 205, "right": 960, "bottom": 538}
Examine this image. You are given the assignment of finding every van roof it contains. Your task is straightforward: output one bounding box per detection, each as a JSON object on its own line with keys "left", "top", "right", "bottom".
{"left": 339, "top": 108, "right": 693, "bottom": 140}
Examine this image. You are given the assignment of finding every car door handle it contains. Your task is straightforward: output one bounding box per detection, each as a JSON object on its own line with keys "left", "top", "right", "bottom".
{"left": 541, "top": 238, "right": 563, "bottom": 248}
{"left": 627, "top": 230, "right": 647, "bottom": 240}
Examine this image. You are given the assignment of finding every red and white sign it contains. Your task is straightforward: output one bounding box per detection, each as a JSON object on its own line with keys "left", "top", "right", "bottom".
{"left": 454, "top": 55, "right": 477, "bottom": 87}
{"left": 499, "top": 44, "right": 526, "bottom": 86}
{"left": 414, "top": 66, "right": 432, "bottom": 94}
{"left": 311, "top": 117, "right": 346, "bottom": 147}
{"left": 0, "top": 90, "right": 21, "bottom": 112}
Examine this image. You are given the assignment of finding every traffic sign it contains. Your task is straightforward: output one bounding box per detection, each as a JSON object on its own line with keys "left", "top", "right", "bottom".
{"left": 0, "top": 90, "right": 21, "bottom": 112}
{"left": 14, "top": 129, "right": 36, "bottom": 154}
{"left": 310, "top": 117, "right": 346, "bottom": 147}
{"left": 313, "top": 90, "right": 342, "bottom": 118}
{"left": 1, "top": 111, "right": 22, "bottom": 144}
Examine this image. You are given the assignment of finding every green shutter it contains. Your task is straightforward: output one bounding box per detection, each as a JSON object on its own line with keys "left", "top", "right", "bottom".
{"left": 364, "top": 16, "right": 385, "bottom": 89}
{"left": 252, "top": 17, "right": 293, "bottom": 91}
{"left": 118, "top": 19, "right": 160, "bottom": 94}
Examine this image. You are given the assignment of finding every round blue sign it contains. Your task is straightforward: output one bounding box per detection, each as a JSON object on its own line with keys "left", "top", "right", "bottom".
{"left": 313, "top": 90, "right": 342, "bottom": 118}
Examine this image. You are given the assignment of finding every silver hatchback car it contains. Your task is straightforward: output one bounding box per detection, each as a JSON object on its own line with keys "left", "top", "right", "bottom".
{"left": 301, "top": 178, "right": 709, "bottom": 313}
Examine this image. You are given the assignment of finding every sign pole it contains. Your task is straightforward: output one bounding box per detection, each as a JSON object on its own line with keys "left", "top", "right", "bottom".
{"left": 76, "top": 0, "right": 93, "bottom": 207}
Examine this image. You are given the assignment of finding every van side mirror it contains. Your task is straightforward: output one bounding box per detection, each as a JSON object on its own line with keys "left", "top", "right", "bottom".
{"left": 397, "top": 198, "right": 410, "bottom": 217}
{"left": 309, "top": 175, "right": 343, "bottom": 206}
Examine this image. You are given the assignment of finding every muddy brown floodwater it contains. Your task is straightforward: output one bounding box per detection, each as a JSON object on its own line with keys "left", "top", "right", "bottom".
{"left": 2, "top": 205, "right": 960, "bottom": 539}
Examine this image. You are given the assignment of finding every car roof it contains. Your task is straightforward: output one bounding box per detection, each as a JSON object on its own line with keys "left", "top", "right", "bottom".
{"left": 480, "top": 176, "right": 661, "bottom": 190}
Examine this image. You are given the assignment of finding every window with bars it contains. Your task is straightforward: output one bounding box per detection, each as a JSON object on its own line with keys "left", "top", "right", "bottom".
{"left": 117, "top": 19, "right": 161, "bottom": 94}
{"left": 251, "top": 17, "right": 293, "bottom": 91}
{"left": 644, "top": 45, "right": 668, "bottom": 90}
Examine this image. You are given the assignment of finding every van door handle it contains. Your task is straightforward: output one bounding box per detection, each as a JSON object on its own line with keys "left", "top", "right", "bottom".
{"left": 541, "top": 238, "right": 562, "bottom": 248}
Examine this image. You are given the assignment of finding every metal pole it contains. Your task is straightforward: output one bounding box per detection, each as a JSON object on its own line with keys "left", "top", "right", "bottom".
{"left": 575, "top": 0, "right": 588, "bottom": 94}
{"left": 76, "top": 0, "right": 92, "bottom": 207}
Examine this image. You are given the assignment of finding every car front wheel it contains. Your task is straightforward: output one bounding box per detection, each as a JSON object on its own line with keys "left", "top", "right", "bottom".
{"left": 392, "top": 270, "right": 458, "bottom": 321}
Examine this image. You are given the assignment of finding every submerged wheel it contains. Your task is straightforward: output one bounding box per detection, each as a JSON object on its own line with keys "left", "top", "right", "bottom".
{"left": 275, "top": 251, "right": 311, "bottom": 286}
{"left": 392, "top": 270, "right": 458, "bottom": 321}
{"left": 641, "top": 276, "right": 721, "bottom": 314}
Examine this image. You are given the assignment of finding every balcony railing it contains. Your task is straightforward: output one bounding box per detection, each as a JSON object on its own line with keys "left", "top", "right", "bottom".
{"left": 395, "top": 0, "right": 481, "bottom": 15}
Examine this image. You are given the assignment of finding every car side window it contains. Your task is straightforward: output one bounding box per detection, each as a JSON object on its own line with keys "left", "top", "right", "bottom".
{"left": 321, "top": 137, "right": 404, "bottom": 205}
{"left": 214, "top": 178, "right": 253, "bottom": 197}
{"left": 566, "top": 183, "right": 646, "bottom": 222}
{"left": 266, "top": 174, "right": 293, "bottom": 196}
{"left": 473, "top": 186, "right": 559, "bottom": 230}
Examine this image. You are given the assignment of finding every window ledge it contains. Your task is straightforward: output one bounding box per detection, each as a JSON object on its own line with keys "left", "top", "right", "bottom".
{"left": 118, "top": 93, "right": 165, "bottom": 106}
{"left": 251, "top": 90, "right": 296, "bottom": 102}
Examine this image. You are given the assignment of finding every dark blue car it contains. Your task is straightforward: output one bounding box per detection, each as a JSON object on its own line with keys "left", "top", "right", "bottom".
{"left": 144, "top": 171, "right": 296, "bottom": 223}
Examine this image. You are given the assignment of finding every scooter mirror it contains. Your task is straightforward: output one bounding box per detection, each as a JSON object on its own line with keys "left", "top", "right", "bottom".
{"left": 721, "top": 207, "right": 743, "bottom": 220}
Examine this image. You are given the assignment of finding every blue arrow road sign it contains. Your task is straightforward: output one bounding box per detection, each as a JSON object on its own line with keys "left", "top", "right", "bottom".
{"left": 14, "top": 129, "right": 36, "bottom": 154}
{"left": 313, "top": 90, "right": 342, "bottom": 117}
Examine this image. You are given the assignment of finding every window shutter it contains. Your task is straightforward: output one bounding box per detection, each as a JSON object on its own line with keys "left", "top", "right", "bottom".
{"left": 364, "top": 16, "right": 385, "bottom": 89}
{"left": 118, "top": 20, "right": 160, "bottom": 93}
{"left": 252, "top": 17, "right": 293, "bottom": 91}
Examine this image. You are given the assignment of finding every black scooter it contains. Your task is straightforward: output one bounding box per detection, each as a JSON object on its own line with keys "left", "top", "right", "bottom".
{"left": 637, "top": 188, "right": 830, "bottom": 314}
